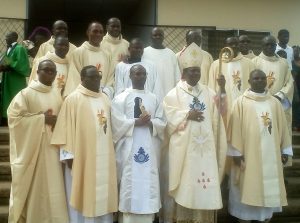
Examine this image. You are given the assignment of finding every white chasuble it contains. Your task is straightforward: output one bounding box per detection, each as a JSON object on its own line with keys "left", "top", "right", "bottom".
{"left": 228, "top": 90, "right": 290, "bottom": 208}
{"left": 29, "top": 52, "right": 69, "bottom": 97}
{"left": 163, "top": 81, "right": 227, "bottom": 210}
{"left": 64, "top": 41, "right": 111, "bottom": 97}
{"left": 51, "top": 85, "right": 118, "bottom": 218}
{"left": 208, "top": 53, "right": 255, "bottom": 126}
{"left": 112, "top": 89, "right": 165, "bottom": 214}
{"left": 8, "top": 81, "right": 68, "bottom": 223}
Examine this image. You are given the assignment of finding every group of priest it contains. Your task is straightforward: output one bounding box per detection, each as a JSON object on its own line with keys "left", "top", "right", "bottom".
{"left": 3, "top": 18, "right": 294, "bottom": 223}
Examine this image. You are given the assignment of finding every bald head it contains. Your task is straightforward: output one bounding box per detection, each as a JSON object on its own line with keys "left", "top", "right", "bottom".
{"left": 128, "top": 38, "right": 144, "bottom": 61}
{"left": 130, "top": 64, "right": 147, "bottom": 89}
{"left": 262, "top": 35, "right": 277, "bottom": 57}
{"left": 225, "top": 36, "right": 239, "bottom": 57}
{"left": 151, "top": 27, "right": 164, "bottom": 49}
{"left": 37, "top": 60, "right": 57, "bottom": 86}
{"left": 52, "top": 20, "right": 68, "bottom": 37}
{"left": 248, "top": 69, "right": 267, "bottom": 93}
{"left": 186, "top": 30, "right": 201, "bottom": 47}
{"left": 239, "top": 35, "right": 251, "bottom": 55}
{"left": 106, "top": 18, "right": 121, "bottom": 38}
{"left": 5, "top": 32, "right": 18, "bottom": 46}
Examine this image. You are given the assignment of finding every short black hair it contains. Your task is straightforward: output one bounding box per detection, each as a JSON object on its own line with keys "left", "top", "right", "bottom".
{"left": 37, "top": 59, "right": 55, "bottom": 70}
{"left": 278, "top": 29, "right": 289, "bottom": 36}
{"left": 80, "top": 65, "right": 97, "bottom": 78}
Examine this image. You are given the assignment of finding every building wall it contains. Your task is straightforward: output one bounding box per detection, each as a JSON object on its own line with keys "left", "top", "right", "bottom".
{"left": 157, "top": 0, "right": 300, "bottom": 46}
{"left": 0, "top": 0, "right": 27, "bottom": 19}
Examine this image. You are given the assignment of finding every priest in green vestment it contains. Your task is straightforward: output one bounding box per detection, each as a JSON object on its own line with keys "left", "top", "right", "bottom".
{"left": 0, "top": 32, "right": 30, "bottom": 121}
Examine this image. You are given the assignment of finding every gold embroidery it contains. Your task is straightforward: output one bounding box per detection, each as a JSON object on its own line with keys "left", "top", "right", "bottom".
{"left": 97, "top": 109, "right": 107, "bottom": 133}
{"left": 96, "top": 63, "right": 101, "bottom": 71}
{"left": 56, "top": 74, "right": 65, "bottom": 88}
{"left": 267, "top": 71, "right": 275, "bottom": 89}
{"left": 261, "top": 112, "right": 272, "bottom": 134}
{"left": 232, "top": 70, "right": 241, "bottom": 91}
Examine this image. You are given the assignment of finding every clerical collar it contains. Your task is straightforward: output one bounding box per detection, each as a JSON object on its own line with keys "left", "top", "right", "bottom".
{"left": 77, "top": 84, "right": 101, "bottom": 98}
{"left": 103, "top": 33, "right": 122, "bottom": 44}
{"left": 29, "top": 80, "right": 53, "bottom": 93}
{"left": 46, "top": 52, "right": 68, "bottom": 64}
{"left": 180, "top": 81, "right": 201, "bottom": 98}
{"left": 259, "top": 52, "right": 279, "bottom": 62}
{"left": 83, "top": 41, "right": 101, "bottom": 52}
{"left": 248, "top": 89, "right": 267, "bottom": 96}
{"left": 129, "top": 88, "right": 145, "bottom": 93}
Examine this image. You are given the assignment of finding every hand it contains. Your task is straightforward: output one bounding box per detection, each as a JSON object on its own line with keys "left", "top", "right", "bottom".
{"left": 135, "top": 114, "right": 151, "bottom": 126}
{"left": 217, "top": 74, "right": 226, "bottom": 94}
{"left": 187, "top": 110, "right": 205, "bottom": 122}
{"left": 281, "top": 154, "right": 288, "bottom": 165}
{"left": 44, "top": 109, "right": 57, "bottom": 131}
{"left": 233, "top": 156, "right": 244, "bottom": 167}
{"left": 274, "top": 95, "right": 282, "bottom": 102}
{"left": 67, "top": 159, "right": 73, "bottom": 169}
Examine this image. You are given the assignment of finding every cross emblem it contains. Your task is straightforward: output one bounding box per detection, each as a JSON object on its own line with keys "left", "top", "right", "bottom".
{"left": 56, "top": 74, "right": 65, "bottom": 88}
{"left": 197, "top": 172, "right": 210, "bottom": 189}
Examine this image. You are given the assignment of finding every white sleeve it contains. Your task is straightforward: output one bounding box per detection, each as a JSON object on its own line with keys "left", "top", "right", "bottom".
{"left": 282, "top": 145, "right": 293, "bottom": 156}
{"left": 60, "top": 147, "right": 74, "bottom": 161}
{"left": 227, "top": 144, "right": 242, "bottom": 156}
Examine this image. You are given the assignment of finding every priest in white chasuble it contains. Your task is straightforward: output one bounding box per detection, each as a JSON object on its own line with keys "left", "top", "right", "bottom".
{"left": 227, "top": 69, "right": 292, "bottom": 223}
{"left": 29, "top": 36, "right": 69, "bottom": 97}
{"left": 163, "top": 54, "right": 227, "bottom": 223}
{"left": 252, "top": 35, "right": 294, "bottom": 138}
{"left": 114, "top": 38, "right": 160, "bottom": 99}
{"left": 208, "top": 36, "right": 255, "bottom": 127}
{"left": 177, "top": 30, "right": 213, "bottom": 85}
{"left": 111, "top": 64, "right": 166, "bottom": 223}
{"left": 100, "top": 17, "right": 129, "bottom": 87}
{"left": 33, "top": 20, "right": 76, "bottom": 63}
{"left": 8, "top": 60, "right": 68, "bottom": 223}
{"left": 239, "top": 35, "right": 256, "bottom": 60}
{"left": 143, "top": 27, "right": 181, "bottom": 98}
{"left": 51, "top": 65, "right": 118, "bottom": 223}
{"left": 64, "top": 22, "right": 112, "bottom": 97}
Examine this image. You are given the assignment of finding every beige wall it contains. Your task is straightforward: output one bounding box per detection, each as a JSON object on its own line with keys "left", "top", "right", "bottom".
{"left": 0, "top": 0, "right": 27, "bottom": 19}
{"left": 157, "top": 0, "right": 300, "bottom": 46}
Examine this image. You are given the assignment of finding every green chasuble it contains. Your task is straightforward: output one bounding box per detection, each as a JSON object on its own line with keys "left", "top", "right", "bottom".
{"left": 1, "top": 43, "right": 30, "bottom": 118}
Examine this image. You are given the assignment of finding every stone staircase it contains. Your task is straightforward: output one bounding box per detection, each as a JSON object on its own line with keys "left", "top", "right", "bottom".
{"left": 0, "top": 127, "right": 299, "bottom": 223}
{"left": 0, "top": 127, "right": 10, "bottom": 223}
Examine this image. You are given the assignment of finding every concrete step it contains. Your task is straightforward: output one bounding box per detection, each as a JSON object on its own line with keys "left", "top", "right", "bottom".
{"left": 286, "top": 177, "right": 300, "bottom": 198}
{"left": 0, "top": 181, "right": 10, "bottom": 206}
{"left": 0, "top": 145, "right": 9, "bottom": 162}
{"left": 0, "top": 162, "right": 10, "bottom": 175}
{"left": 0, "top": 205, "right": 8, "bottom": 223}
{"left": 292, "top": 145, "right": 300, "bottom": 159}
{"left": 0, "top": 127, "right": 9, "bottom": 145}
{"left": 292, "top": 131, "right": 300, "bottom": 145}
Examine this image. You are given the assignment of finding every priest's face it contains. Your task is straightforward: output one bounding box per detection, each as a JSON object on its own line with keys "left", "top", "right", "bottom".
{"left": 53, "top": 21, "right": 68, "bottom": 37}
{"left": 249, "top": 69, "right": 267, "bottom": 93}
{"left": 278, "top": 32, "right": 289, "bottom": 45}
{"left": 130, "top": 65, "right": 147, "bottom": 90}
{"left": 54, "top": 36, "right": 69, "bottom": 59}
{"left": 183, "top": 67, "right": 201, "bottom": 86}
{"left": 129, "top": 40, "right": 144, "bottom": 60}
{"left": 186, "top": 30, "right": 201, "bottom": 47}
{"left": 107, "top": 19, "right": 121, "bottom": 38}
{"left": 82, "top": 67, "right": 101, "bottom": 92}
{"left": 151, "top": 28, "right": 164, "bottom": 46}
{"left": 87, "top": 23, "right": 104, "bottom": 47}
{"left": 239, "top": 35, "right": 250, "bottom": 54}
{"left": 226, "top": 37, "right": 240, "bottom": 57}
{"left": 37, "top": 60, "right": 57, "bottom": 86}
{"left": 262, "top": 36, "right": 276, "bottom": 57}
